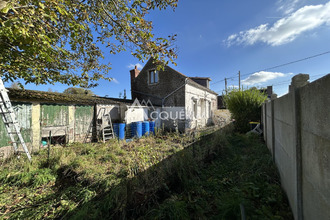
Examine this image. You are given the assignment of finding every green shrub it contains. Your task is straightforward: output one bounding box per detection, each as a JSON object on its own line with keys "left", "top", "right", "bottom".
{"left": 224, "top": 88, "right": 267, "bottom": 133}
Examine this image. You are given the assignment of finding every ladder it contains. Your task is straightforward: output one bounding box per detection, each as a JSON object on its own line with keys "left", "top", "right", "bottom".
{"left": 84, "top": 108, "right": 115, "bottom": 143}
{"left": 0, "top": 79, "right": 32, "bottom": 161}
{"left": 102, "top": 113, "right": 114, "bottom": 142}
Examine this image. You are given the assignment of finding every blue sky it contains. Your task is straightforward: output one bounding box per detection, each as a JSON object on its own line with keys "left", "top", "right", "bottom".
{"left": 6, "top": 0, "right": 330, "bottom": 98}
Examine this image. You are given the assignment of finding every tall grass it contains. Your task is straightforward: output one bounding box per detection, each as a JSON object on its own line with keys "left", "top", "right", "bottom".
{"left": 224, "top": 88, "right": 267, "bottom": 133}
{"left": 0, "top": 126, "right": 293, "bottom": 219}
{"left": 141, "top": 132, "right": 293, "bottom": 219}
{"left": 0, "top": 128, "right": 223, "bottom": 219}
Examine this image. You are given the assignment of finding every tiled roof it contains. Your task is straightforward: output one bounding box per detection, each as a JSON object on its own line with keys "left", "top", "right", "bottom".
{"left": 186, "top": 79, "right": 218, "bottom": 95}
{"left": 163, "top": 62, "right": 217, "bottom": 95}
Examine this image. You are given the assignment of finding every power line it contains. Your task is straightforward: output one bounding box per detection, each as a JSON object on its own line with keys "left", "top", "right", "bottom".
{"left": 268, "top": 73, "right": 328, "bottom": 87}
{"left": 240, "top": 50, "right": 330, "bottom": 78}
{"left": 211, "top": 78, "right": 225, "bottom": 85}
{"left": 211, "top": 50, "right": 330, "bottom": 85}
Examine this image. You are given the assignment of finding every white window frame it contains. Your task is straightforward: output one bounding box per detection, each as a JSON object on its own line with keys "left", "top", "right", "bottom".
{"left": 148, "top": 69, "right": 159, "bottom": 84}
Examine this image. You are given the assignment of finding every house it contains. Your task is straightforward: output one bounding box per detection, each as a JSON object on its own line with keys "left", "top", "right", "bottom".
{"left": 189, "top": 77, "right": 211, "bottom": 88}
{"left": 130, "top": 58, "right": 218, "bottom": 132}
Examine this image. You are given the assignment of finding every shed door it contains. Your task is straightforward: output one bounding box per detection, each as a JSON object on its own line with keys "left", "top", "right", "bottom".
{"left": 40, "top": 104, "right": 68, "bottom": 127}
{"left": 0, "top": 102, "right": 32, "bottom": 148}
{"left": 74, "top": 105, "right": 94, "bottom": 141}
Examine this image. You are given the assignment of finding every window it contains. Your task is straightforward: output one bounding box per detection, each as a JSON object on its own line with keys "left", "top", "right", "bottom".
{"left": 149, "top": 70, "right": 158, "bottom": 84}
{"left": 201, "top": 99, "right": 205, "bottom": 118}
{"left": 193, "top": 100, "right": 197, "bottom": 118}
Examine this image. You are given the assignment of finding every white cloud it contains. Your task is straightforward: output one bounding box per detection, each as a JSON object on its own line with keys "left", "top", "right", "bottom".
{"left": 111, "top": 78, "right": 119, "bottom": 84}
{"left": 127, "top": 63, "right": 143, "bottom": 70}
{"left": 225, "top": 1, "right": 330, "bottom": 46}
{"left": 277, "top": 0, "right": 301, "bottom": 15}
{"left": 242, "top": 71, "right": 286, "bottom": 86}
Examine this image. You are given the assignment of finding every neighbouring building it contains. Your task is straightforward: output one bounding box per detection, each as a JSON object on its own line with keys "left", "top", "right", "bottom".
{"left": 130, "top": 58, "right": 218, "bottom": 132}
{"left": 217, "top": 95, "right": 226, "bottom": 109}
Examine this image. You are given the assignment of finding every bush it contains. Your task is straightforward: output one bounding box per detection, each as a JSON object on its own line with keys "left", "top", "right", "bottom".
{"left": 224, "top": 88, "right": 267, "bottom": 133}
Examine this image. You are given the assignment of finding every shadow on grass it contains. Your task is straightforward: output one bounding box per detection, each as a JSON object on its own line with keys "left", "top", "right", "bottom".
{"left": 1, "top": 124, "right": 293, "bottom": 219}
{"left": 61, "top": 126, "right": 230, "bottom": 219}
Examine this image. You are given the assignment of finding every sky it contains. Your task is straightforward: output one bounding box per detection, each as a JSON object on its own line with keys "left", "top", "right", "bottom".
{"left": 5, "top": 0, "right": 330, "bottom": 98}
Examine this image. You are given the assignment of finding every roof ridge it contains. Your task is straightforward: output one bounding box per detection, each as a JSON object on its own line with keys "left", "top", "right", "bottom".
{"left": 165, "top": 65, "right": 217, "bottom": 95}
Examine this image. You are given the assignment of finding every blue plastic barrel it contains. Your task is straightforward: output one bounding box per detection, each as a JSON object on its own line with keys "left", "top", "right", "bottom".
{"left": 149, "top": 121, "right": 155, "bottom": 135}
{"left": 142, "top": 121, "right": 150, "bottom": 136}
{"left": 113, "top": 123, "right": 119, "bottom": 137}
{"left": 131, "top": 121, "right": 142, "bottom": 138}
{"left": 130, "top": 123, "right": 136, "bottom": 137}
{"left": 118, "top": 123, "right": 126, "bottom": 140}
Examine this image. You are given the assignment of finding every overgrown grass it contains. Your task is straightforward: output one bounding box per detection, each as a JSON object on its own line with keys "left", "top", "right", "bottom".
{"left": 141, "top": 133, "right": 293, "bottom": 220}
{"left": 0, "top": 130, "right": 214, "bottom": 219}
{"left": 0, "top": 128, "right": 292, "bottom": 219}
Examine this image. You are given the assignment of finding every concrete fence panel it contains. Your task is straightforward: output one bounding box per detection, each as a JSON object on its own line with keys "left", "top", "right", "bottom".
{"left": 262, "top": 74, "right": 330, "bottom": 220}
{"left": 299, "top": 75, "right": 330, "bottom": 220}
{"left": 273, "top": 93, "right": 298, "bottom": 217}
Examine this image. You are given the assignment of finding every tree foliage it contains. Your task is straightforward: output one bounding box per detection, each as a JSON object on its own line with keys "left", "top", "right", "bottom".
{"left": 63, "top": 87, "right": 94, "bottom": 96}
{"left": 224, "top": 88, "right": 267, "bottom": 133}
{"left": 0, "top": 0, "right": 178, "bottom": 87}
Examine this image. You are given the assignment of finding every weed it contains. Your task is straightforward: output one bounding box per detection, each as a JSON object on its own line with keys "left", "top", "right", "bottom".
{"left": 141, "top": 132, "right": 293, "bottom": 219}
{"left": 0, "top": 127, "right": 292, "bottom": 219}
{"left": 144, "top": 196, "right": 190, "bottom": 220}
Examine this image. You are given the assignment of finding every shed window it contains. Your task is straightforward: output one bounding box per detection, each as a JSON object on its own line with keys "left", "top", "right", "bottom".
{"left": 149, "top": 70, "right": 158, "bottom": 84}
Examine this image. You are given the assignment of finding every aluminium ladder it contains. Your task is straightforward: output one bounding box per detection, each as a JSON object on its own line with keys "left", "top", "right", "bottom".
{"left": 84, "top": 108, "right": 114, "bottom": 143}
{"left": 0, "top": 78, "right": 32, "bottom": 161}
{"left": 102, "top": 113, "right": 114, "bottom": 142}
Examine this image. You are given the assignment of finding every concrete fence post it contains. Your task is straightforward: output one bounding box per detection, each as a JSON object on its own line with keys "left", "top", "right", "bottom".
{"left": 291, "top": 73, "right": 309, "bottom": 220}
{"left": 264, "top": 102, "right": 267, "bottom": 144}
{"left": 262, "top": 103, "right": 265, "bottom": 141}
{"left": 271, "top": 99, "right": 275, "bottom": 162}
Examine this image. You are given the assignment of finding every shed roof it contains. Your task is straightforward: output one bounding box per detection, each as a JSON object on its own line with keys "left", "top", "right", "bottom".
{"left": 7, "top": 88, "right": 133, "bottom": 105}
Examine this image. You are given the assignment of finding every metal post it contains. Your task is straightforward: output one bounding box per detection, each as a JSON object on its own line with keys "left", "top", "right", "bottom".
{"left": 238, "top": 71, "right": 241, "bottom": 90}
{"left": 225, "top": 78, "right": 227, "bottom": 95}
{"left": 48, "top": 131, "right": 51, "bottom": 165}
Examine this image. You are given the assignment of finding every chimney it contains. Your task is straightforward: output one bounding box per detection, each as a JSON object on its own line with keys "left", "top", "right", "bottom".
{"left": 130, "top": 65, "right": 140, "bottom": 97}
{"left": 267, "top": 86, "right": 273, "bottom": 98}
{"left": 130, "top": 65, "right": 140, "bottom": 84}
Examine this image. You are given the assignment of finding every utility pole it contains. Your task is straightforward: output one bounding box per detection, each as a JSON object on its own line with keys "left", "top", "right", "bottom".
{"left": 225, "top": 78, "right": 228, "bottom": 95}
{"left": 238, "top": 71, "right": 241, "bottom": 90}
